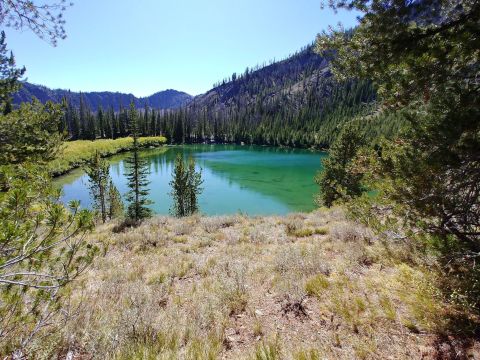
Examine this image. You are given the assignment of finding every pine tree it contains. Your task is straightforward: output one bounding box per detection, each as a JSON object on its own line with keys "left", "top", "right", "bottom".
{"left": 86, "top": 113, "right": 96, "bottom": 140}
{"left": 124, "top": 101, "right": 152, "bottom": 222}
{"left": 0, "top": 31, "right": 25, "bottom": 107}
{"left": 79, "top": 93, "right": 88, "bottom": 138}
{"left": 108, "top": 180, "right": 124, "bottom": 219}
{"left": 315, "top": 121, "right": 366, "bottom": 207}
{"left": 85, "top": 151, "right": 109, "bottom": 223}
{"left": 104, "top": 106, "right": 113, "bottom": 139}
{"left": 169, "top": 153, "right": 203, "bottom": 217}
{"left": 59, "top": 97, "right": 69, "bottom": 134}
{"left": 97, "top": 107, "right": 105, "bottom": 139}
{"left": 186, "top": 156, "right": 203, "bottom": 214}
{"left": 0, "top": 33, "right": 96, "bottom": 354}
{"left": 169, "top": 153, "right": 188, "bottom": 217}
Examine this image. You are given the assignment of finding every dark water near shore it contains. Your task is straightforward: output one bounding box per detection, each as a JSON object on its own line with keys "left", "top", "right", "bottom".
{"left": 54, "top": 145, "right": 327, "bottom": 215}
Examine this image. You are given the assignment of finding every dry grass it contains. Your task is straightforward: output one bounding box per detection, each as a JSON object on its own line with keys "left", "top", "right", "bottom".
{"left": 27, "top": 208, "right": 480, "bottom": 359}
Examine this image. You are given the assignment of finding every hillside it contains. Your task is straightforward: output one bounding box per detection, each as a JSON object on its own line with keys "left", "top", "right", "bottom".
{"left": 29, "top": 208, "right": 479, "bottom": 358}
{"left": 13, "top": 46, "right": 400, "bottom": 148}
{"left": 13, "top": 82, "right": 192, "bottom": 111}
{"left": 159, "top": 46, "right": 382, "bottom": 147}
{"left": 190, "top": 45, "right": 330, "bottom": 111}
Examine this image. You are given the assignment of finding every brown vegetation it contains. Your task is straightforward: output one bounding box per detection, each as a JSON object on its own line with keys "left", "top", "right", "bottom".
{"left": 27, "top": 209, "right": 479, "bottom": 359}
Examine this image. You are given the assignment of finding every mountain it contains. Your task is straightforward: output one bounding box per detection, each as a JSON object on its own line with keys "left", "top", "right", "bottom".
{"left": 160, "top": 45, "right": 380, "bottom": 147}
{"left": 188, "top": 45, "right": 331, "bottom": 111}
{"left": 13, "top": 82, "right": 192, "bottom": 111}
{"left": 18, "top": 44, "right": 396, "bottom": 147}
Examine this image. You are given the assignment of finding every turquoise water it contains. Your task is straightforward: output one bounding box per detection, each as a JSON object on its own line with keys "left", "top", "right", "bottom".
{"left": 54, "top": 145, "right": 327, "bottom": 215}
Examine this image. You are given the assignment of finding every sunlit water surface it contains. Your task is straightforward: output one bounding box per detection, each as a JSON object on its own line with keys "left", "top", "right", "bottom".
{"left": 54, "top": 145, "right": 327, "bottom": 216}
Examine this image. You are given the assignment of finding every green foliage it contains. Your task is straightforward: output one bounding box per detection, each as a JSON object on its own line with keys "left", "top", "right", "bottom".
{"left": 0, "top": 165, "right": 97, "bottom": 354}
{"left": 169, "top": 154, "right": 187, "bottom": 217}
{"left": 161, "top": 77, "right": 377, "bottom": 148}
{"left": 317, "top": 0, "right": 480, "bottom": 314}
{"left": 169, "top": 153, "right": 203, "bottom": 217}
{"left": 0, "top": 11, "right": 98, "bottom": 356}
{"left": 48, "top": 136, "right": 167, "bottom": 176}
{"left": 85, "top": 151, "right": 124, "bottom": 223}
{"left": 85, "top": 151, "right": 110, "bottom": 223}
{"left": 316, "top": 0, "right": 478, "bottom": 108}
{"left": 186, "top": 156, "right": 203, "bottom": 215}
{"left": 108, "top": 180, "right": 124, "bottom": 220}
{"left": 373, "top": 100, "right": 479, "bottom": 251}
{"left": 315, "top": 121, "right": 366, "bottom": 207}
{"left": 0, "top": 92, "right": 97, "bottom": 353}
{"left": 124, "top": 102, "right": 152, "bottom": 223}
{"left": 0, "top": 31, "right": 25, "bottom": 107}
{"left": 0, "top": 99, "right": 64, "bottom": 165}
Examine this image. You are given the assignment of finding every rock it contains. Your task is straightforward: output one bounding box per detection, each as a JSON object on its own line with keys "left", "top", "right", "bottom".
{"left": 226, "top": 335, "right": 236, "bottom": 343}
{"left": 225, "top": 328, "right": 236, "bottom": 336}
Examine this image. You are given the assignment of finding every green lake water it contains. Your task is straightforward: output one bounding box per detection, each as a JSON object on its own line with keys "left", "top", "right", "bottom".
{"left": 54, "top": 145, "right": 327, "bottom": 216}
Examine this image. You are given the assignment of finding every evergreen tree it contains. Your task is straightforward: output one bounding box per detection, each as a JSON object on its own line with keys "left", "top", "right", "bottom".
{"left": 169, "top": 153, "right": 188, "bottom": 217}
{"left": 317, "top": 0, "right": 480, "bottom": 311}
{"left": 107, "top": 106, "right": 116, "bottom": 139}
{"left": 86, "top": 112, "right": 96, "bottom": 140}
{"left": 124, "top": 101, "right": 152, "bottom": 222}
{"left": 85, "top": 151, "right": 109, "bottom": 223}
{"left": 169, "top": 153, "right": 203, "bottom": 217}
{"left": 59, "top": 97, "right": 69, "bottom": 134}
{"left": 0, "top": 35, "right": 96, "bottom": 354}
{"left": 0, "top": 31, "right": 25, "bottom": 110}
{"left": 97, "top": 106, "right": 105, "bottom": 139}
{"left": 315, "top": 121, "right": 366, "bottom": 207}
{"left": 186, "top": 156, "right": 203, "bottom": 214}
{"left": 0, "top": 99, "right": 64, "bottom": 164}
{"left": 108, "top": 180, "right": 124, "bottom": 219}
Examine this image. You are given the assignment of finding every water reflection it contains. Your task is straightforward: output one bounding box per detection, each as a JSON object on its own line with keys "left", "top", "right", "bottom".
{"left": 54, "top": 145, "right": 327, "bottom": 215}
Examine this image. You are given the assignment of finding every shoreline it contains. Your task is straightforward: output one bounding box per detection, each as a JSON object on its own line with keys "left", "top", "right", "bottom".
{"left": 49, "top": 137, "right": 167, "bottom": 177}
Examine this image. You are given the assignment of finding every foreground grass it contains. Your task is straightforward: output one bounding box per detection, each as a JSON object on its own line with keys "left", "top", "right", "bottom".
{"left": 29, "top": 209, "right": 479, "bottom": 359}
{"left": 48, "top": 136, "right": 167, "bottom": 175}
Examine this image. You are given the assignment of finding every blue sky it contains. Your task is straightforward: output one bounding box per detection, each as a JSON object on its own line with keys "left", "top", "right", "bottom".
{"left": 5, "top": 0, "right": 359, "bottom": 97}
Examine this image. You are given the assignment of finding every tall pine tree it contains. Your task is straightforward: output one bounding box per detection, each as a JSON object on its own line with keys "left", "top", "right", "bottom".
{"left": 169, "top": 153, "right": 203, "bottom": 217}
{"left": 124, "top": 101, "right": 152, "bottom": 222}
{"left": 108, "top": 180, "right": 124, "bottom": 219}
{"left": 85, "top": 151, "right": 109, "bottom": 223}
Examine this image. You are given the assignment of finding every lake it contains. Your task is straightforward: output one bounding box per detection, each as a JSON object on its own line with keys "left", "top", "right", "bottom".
{"left": 54, "top": 145, "right": 327, "bottom": 216}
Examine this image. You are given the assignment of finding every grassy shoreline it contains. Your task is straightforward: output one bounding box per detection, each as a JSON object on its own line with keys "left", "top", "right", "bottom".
{"left": 48, "top": 136, "right": 167, "bottom": 176}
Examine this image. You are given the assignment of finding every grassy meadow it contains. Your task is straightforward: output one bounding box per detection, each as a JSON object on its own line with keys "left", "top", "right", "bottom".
{"left": 27, "top": 208, "right": 479, "bottom": 359}
{"left": 48, "top": 136, "right": 167, "bottom": 176}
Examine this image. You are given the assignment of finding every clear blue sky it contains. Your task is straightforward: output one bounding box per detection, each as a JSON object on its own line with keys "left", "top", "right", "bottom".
{"left": 5, "top": 0, "right": 359, "bottom": 97}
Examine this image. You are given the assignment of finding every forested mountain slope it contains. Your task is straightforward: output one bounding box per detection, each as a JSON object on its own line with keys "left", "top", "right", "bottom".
{"left": 160, "top": 46, "right": 385, "bottom": 148}
{"left": 17, "top": 45, "right": 402, "bottom": 147}
{"left": 13, "top": 82, "right": 192, "bottom": 111}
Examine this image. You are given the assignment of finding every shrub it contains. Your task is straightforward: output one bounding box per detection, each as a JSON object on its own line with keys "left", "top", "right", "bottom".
{"left": 305, "top": 274, "right": 330, "bottom": 296}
